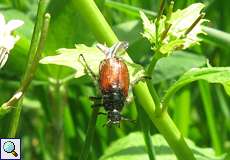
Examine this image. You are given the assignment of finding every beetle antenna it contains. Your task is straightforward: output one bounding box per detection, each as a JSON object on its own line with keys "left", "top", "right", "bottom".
{"left": 79, "top": 54, "right": 97, "bottom": 81}
{"left": 110, "top": 41, "right": 129, "bottom": 58}
{"left": 96, "top": 43, "right": 110, "bottom": 56}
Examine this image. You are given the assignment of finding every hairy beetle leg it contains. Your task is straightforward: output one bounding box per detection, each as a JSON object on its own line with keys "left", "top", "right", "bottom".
{"left": 89, "top": 96, "right": 102, "bottom": 101}
{"left": 97, "top": 112, "right": 107, "bottom": 116}
{"left": 121, "top": 116, "right": 136, "bottom": 124}
{"left": 131, "top": 75, "right": 152, "bottom": 87}
{"left": 79, "top": 54, "right": 98, "bottom": 81}
{"left": 91, "top": 103, "right": 103, "bottom": 108}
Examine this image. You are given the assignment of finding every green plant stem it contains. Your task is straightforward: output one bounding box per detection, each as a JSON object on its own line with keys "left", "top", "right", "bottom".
{"left": 105, "top": 0, "right": 157, "bottom": 17}
{"left": 147, "top": 52, "right": 162, "bottom": 78}
{"left": 73, "top": 0, "right": 195, "bottom": 159}
{"left": 155, "top": 0, "right": 165, "bottom": 47}
{"left": 184, "top": 13, "right": 205, "bottom": 35}
{"left": 135, "top": 95, "right": 156, "bottom": 160}
{"left": 72, "top": 0, "right": 118, "bottom": 45}
{"left": 50, "top": 83, "right": 65, "bottom": 160}
{"left": 146, "top": 52, "right": 162, "bottom": 114}
{"left": 1, "top": 0, "right": 49, "bottom": 112}
{"left": 79, "top": 107, "right": 99, "bottom": 160}
{"left": 7, "top": 3, "right": 50, "bottom": 137}
{"left": 198, "top": 81, "right": 222, "bottom": 155}
{"left": 173, "top": 88, "right": 190, "bottom": 137}
{"left": 133, "top": 82, "right": 195, "bottom": 160}
{"left": 215, "top": 86, "right": 230, "bottom": 129}
{"left": 201, "top": 26, "right": 230, "bottom": 48}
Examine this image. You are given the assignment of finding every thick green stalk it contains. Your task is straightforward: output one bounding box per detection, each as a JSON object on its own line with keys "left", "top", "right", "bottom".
{"left": 50, "top": 83, "right": 65, "bottom": 160}
{"left": 198, "top": 81, "right": 222, "bottom": 155}
{"left": 133, "top": 82, "right": 195, "bottom": 160}
{"left": 135, "top": 96, "right": 156, "bottom": 160}
{"left": 73, "top": 0, "right": 195, "bottom": 159}
{"left": 7, "top": 2, "right": 50, "bottom": 137}
{"left": 72, "top": 0, "right": 117, "bottom": 45}
{"left": 173, "top": 88, "right": 191, "bottom": 136}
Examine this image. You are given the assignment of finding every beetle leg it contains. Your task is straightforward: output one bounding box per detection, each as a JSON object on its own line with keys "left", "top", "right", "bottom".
{"left": 125, "top": 96, "right": 133, "bottom": 104}
{"left": 79, "top": 54, "right": 98, "bottom": 81}
{"left": 97, "top": 112, "right": 107, "bottom": 116}
{"left": 131, "top": 75, "right": 152, "bottom": 87}
{"left": 91, "top": 103, "right": 103, "bottom": 108}
{"left": 89, "top": 96, "right": 102, "bottom": 101}
{"left": 117, "top": 122, "right": 120, "bottom": 128}
{"left": 103, "top": 120, "right": 112, "bottom": 127}
{"left": 89, "top": 96, "right": 102, "bottom": 107}
{"left": 121, "top": 116, "right": 136, "bottom": 124}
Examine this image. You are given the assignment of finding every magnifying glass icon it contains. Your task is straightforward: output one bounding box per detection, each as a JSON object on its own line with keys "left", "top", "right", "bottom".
{"left": 3, "top": 141, "right": 18, "bottom": 157}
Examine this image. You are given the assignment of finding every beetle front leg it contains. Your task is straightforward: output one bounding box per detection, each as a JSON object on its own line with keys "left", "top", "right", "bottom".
{"left": 121, "top": 116, "right": 136, "bottom": 124}
{"left": 79, "top": 54, "right": 98, "bottom": 81}
{"left": 131, "top": 75, "right": 152, "bottom": 87}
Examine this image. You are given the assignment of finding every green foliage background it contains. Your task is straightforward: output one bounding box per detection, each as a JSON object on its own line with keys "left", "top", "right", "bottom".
{"left": 0, "top": 0, "right": 229, "bottom": 159}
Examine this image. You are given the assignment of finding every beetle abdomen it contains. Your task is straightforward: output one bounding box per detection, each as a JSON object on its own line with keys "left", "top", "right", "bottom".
{"left": 102, "top": 88, "right": 126, "bottom": 111}
{"left": 99, "top": 58, "right": 129, "bottom": 97}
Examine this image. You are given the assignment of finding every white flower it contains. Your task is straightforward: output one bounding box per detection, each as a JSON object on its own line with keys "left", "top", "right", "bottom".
{"left": 0, "top": 13, "right": 24, "bottom": 69}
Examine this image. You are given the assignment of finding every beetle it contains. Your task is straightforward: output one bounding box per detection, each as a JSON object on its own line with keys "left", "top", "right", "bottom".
{"left": 80, "top": 41, "right": 133, "bottom": 126}
{"left": 98, "top": 41, "right": 130, "bottom": 126}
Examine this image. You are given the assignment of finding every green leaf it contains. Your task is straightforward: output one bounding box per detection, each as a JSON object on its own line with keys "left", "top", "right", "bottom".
{"left": 168, "top": 3, "right": 206, "bottom": 48}
{"left": 140, "top": 3, "right": 206, "bottom": 54}
{"left": 140, "top": 11, "right": 166, "bottom": 46}
{"left": 37, "top": 0, "right": 97, "bottom": 80}
{"left": 99, "top": 132, "right": 227, "bottom": 160}
{"left": 106, "top": 0, "right": 230, "bottom": 49}
{"left": 159, "top": 39, "right": 184, "bottom": 54}
{"left": 153, "top": 51, "right": 206, "bottom": 84}
{"left": 39, "top": 44, "right": 145, "bottom": 83}
{"left": 223, "top": 83, "right": 230, "bottom": 96}
{"left": 163, "top": 67, "right": 230, "bottom": 105}
{"left": 139, "top": 11, "right": 156, "bottom": 44}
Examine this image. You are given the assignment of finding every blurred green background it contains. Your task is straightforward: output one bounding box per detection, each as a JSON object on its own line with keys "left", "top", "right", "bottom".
{"left": 0, "top": 0, "right": 229, "bottom": 159}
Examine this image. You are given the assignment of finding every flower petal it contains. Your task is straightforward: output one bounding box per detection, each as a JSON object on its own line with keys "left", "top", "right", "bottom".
{"left": 1, "top": 35, "right": 19, "bottom": 50}
{"left": 6, "top": 20, "right": 24, "bottom": 33}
